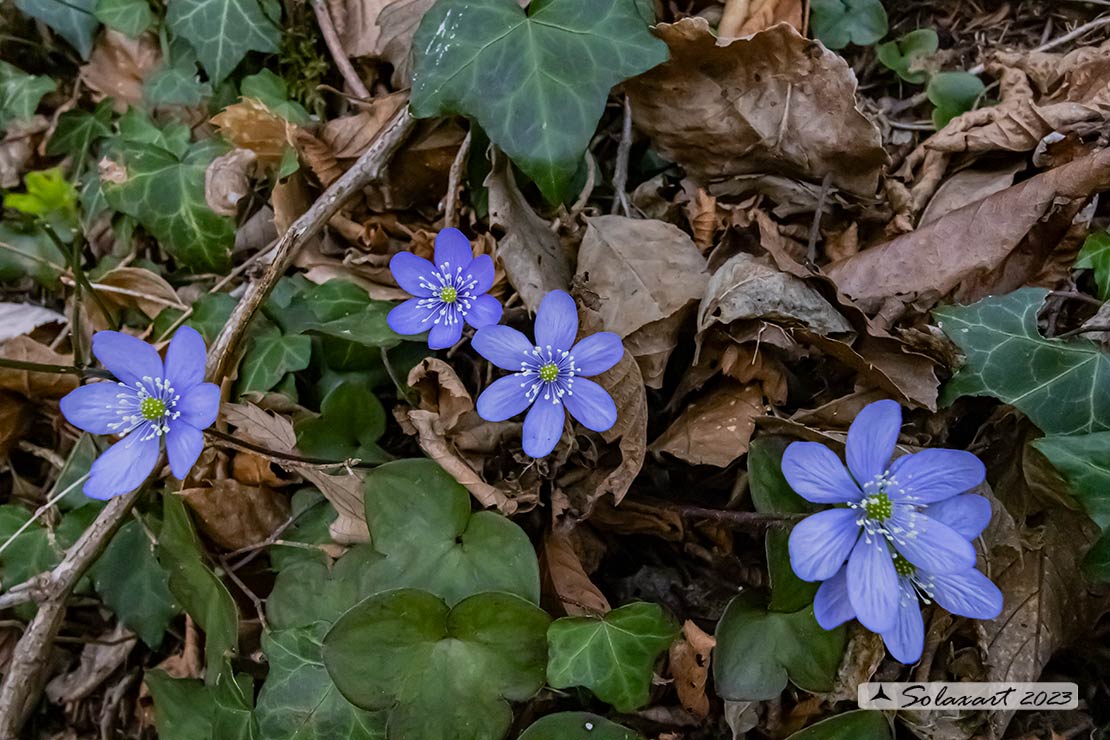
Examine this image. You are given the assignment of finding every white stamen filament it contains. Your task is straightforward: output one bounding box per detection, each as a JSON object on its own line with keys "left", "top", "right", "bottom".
{"left": 104, "top": 375, "right": 180, "bottom": 442}
{"left": 515, "top": 345, "right": 580, "bottom": 405}
{"left": 415, "top": 261, "right": 481, "bottom": 328}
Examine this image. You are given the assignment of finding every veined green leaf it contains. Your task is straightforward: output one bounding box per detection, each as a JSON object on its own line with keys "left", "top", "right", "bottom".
{"left": 14, "top": 0, "right": 99, "bottom": 58}
{"left": 0, "top": 61, "right": 56, "bottom": 129}
{"left": 810, "top": 0, "right": 888, "bottom": 50}
{"left": 238, "top": 326, "right": 312, "bottom": 393}
{"left": 46, "top": 100, "right": 113, "bottom": 158}
{"left": 1076, "top": 231, "right": 1110, "bottom": 301}
{"left": 518, "top": 713, "right": 641, "bottom": 740}
{"left": 92, "top": 519, "right": 180, "bottom": 647}
{"left": 166, "top": 0, "right": 281, "bottom": 84}
{"left": 145, "top": 671, "right": 215, "bottom": 740}
{"left": 94, "top": 0, "right": 152, "bottom": 37}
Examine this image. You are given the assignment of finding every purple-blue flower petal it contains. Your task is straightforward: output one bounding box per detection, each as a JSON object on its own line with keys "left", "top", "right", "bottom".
{"left": 388, "top": 298, "right": 435, "bottom": 336}
{"left": 924, "top": 494, "right": 992, "bottom": 540}
{"left": 889, "top": 448, "right": 986, "bottom": 504}
{"left": 166, "top": 422, "right": 204, "bottom": 479}
{"left": 534, "top": 290, "right": 578, "bottom": 350}
{"left": 571, "top": 332, "right": 623, "bottom": 377}
{"left": 924, "top": 568, "right": 1003, "bottom": 620}
{"left": 434, "top": 227, "right": 473, "bottom": 272}
{"left": 84, "top": 433, "right": 160, "bottom": 500}
{"left": 60, "top": 382, "right": 129, "bottom": 434}
{"left": 428, "top": 319, "right": 464, "bottom": 350}
{"left": 92, "top": 331, "right": 163, "bottom": 387}
{"left": 464, "top": 294, "right": 502, "bottom": 329}
{"left": 390, "top": 252, "right": 436, "bottom": 297}
{"left": 814, "top": 567, "right": 855, "bottom": 629}
{"left": 522, "top": 398, "right": 565, "bottom": 458}
{"left": 177, "top": 383, "right": 220, "bottom": 430}
{"left": 846, "top": 399, "right": 901, "bottom": 485}
{"left": 847, "top": 536, "right": 899, "bottom": 633}
{"left": 889, "top": 509, "right": 976, "bottom": 574}
{"left": 163, "top": 326, "right": 206, "bottom": 392}
{"left": 882, "top": 582, "right": 925, "bottom": 664}
{"left": 788, "top": 508, "right": 860, "bottom": 581}
{"left": 467, "top": 254, "right": 495, "bottom": 294}
{"left": 472, "top": 325, "right": 533, "bottom": 370}
{"left": 781, "top": 442, "right": 863, "bottom": 504}
{"left": 563, "top": 377, "right": 616, "bottom": 432}
{"left": 476, "top": 374, "right": 533, "bottom": 422}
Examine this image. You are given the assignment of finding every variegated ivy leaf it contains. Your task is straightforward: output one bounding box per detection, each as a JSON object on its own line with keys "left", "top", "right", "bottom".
{"left": 14, "top": 0, "right": 99, "bottom": 58}
{"left": 0, "top": 61, "right": 56, "bottom": 130}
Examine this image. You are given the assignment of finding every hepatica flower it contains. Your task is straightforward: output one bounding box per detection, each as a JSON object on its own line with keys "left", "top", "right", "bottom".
{"left": 783, "top": 400, "right": 985, "bottom": 633}
{"left": 815, "top": 495, "right": 1002, "bottom": 663}
{"left": 473, "top": 290, "right": 622, "bottom": 458}
{"left": 387, "top": 227, "right": 502, "bottom": 349}
{"left": 59, "top": 328, "right": 220, "bottom": 500}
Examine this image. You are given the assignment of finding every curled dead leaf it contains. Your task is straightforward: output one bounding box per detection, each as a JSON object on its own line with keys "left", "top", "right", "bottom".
{"left": 211, "top": 99, "right": 294, "bottom": 167}
{"left": 79, "top": 31, "right": 160, "bottom": 112}
{"left": 626, "top": 19, "right": 887, "bottom": 197}
{"left": 669, "top": 620, "right": 716, "bottom": 719}
{"left": 542, "top": 530, "right": 610, "bottom": 617}
{"left": 651, "top": 381, "right": 764, "bottom": 468}
{"left": 205, "top": 148, "right": 257, "bottom": 217}
{"left": 181, "top": 480, "right": 291, "bottom": 551}
{"left": 89, "top": 267, "right": 186, "bottom": 327}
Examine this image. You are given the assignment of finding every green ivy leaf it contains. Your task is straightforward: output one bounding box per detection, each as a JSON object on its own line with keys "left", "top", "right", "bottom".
{"left": 158, "top": 494, "right": 239, "bottom": 684}
{"left": 241, "top": 70, "right": 309, "bottom": 124}
{"left": 361, "top": 458, "right": 541, "bottom": 605}
{"left": 295, "top": 382, "right": 388, "bottom": 463}
{"left": 547, "top": 602, "right": 678, "bottom": 712}
{"left": 94, "top": 0, "right": 152, "bottom": 37}
{"left": 101, "top": 138, "right": 233, "bottom": 272}
{"left": 0, "top": 61, "right": 55, "bottom": 129}
{"left": 518, "top": 713, "right": 641, "bottom": 740}
{"left": 256, "top": 625, "right": 387, "bottom": 740}
{"left": 875, "top": 28, "right": 937, "bottom": 84}
{"left": 14, "top": 0, "right": 99, "bottom": 58}
{"left": 91, "top": 519, "right": 180, "bottom": 647}
{"left": 936, "top": 288, "right": 1110, "bottom": 435}
{"left": 809, "top": 0, "right": 888, "bottom": 50}
{"left": 145, "top": 42, "right": 213, "bottom": 108}
{"left": 145, "top": 671, "right": 216, "bottom": 740}
{"left": 267, "top": 545, "right": 384, "bottom": 629}
{"left": 1076, "top": 231, "right": 1110, "bottom": 301}
{"left": 410, "top": 0, "right": 667, "bottom": 203}
{"left": 1034, "top": 433, "right": 1110, "bottom": 530}
{"left": 167, "top": 0, "right": 281, "bottom": 84}
{"left": 309, "top": 302, "right": 402, "bottom": 349}
{"left": 239, "top": 325, "right": 313, "bottom": 393}
{"left": 927, "top": 71, "right": 985, "bottom": 129}
{"left": 785, "top": 710, "right": 892, "bottom": 740}
{"left": 713, "top": 594, "right": 845, "bottom": 701}
{"left": 46, "top": 100, "right": 113, "bottom": 158}
{"left": 748, "top": 436, "right": 816, "bottom": 515}
{"left": 0, "top": 222, "right": 67, "bottom": 287}
{"left": 211, "top": 668, "right": 258, "bottom": 740}
{"left": 117, "top": 109, "right": 191, "bottom": 158}
{"left": 323, "top": 589, "right": 550, "bottom": 740}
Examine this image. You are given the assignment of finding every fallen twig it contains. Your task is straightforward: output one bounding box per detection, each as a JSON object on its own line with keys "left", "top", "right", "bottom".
{"left": 610, "top": 95, "right": 633, "bottom": 216}
{"left": 310, "top": 0, "right": 370, "bottom": 100}
{"left": 444, "top": 130, "right": 471, "bottom": 228}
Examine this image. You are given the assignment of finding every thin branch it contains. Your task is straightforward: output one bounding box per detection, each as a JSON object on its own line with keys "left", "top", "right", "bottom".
{"left": 206, "top": 106, "right": 416, "bottom": 381}
{"left": 0, "top": 475, "right": 89, "bottom": 559}
{"left": 806, "top": 172, "right": 834, "bottom": 265}
{"left": 662, "top": 502, "right": 805, "bottom": 530}
{"left": 310, "top": 0, "right": 370, "bottom": 100}
{"left": 444, "top": 130, "right": 471, "bottom": 228}
{"left": 203, "top": 428, "right": 378, "bottom": 469}
{"left": 611, "top": 95, "right": 633, "bottom": 216}
{"left": 43, "top": 224, "right": 118, "bottom": 332}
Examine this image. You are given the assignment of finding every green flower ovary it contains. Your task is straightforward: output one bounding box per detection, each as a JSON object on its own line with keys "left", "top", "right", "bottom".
{"left": 538, "top": 362, "right": 559, "bottom": 383}
{"left": 892, "top": 553, "right": 915, "bottom": 577}
{"left": 439, "top": 286, "right": 458, "bottom": 303}
{"left": 863, "top": 491, "right": 893, "bottom": 521}
{"left": 140, "top": 397, "right": 167, "bottom": 421}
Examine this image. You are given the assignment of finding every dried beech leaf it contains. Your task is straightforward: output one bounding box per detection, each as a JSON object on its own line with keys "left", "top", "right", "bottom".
{"left": 542, "top": 530, "right": 610, "bottom": 617}
{"left": 0, "top": 337, "right": 78, "bottom": 398}
{"left": 377, "top": 0, "right": 436, "bottom": 87}
{"left": 626, "top": 20, "right": 887, "bottom": 196}
{"left": 669, "top": 620, "right": 715, "bottom": 719}
{"left": 486, "top": 148, "right": 571, "bottom": 312}
{"left": 336, "top": 0, "right": 392, "bottom": 57}
{"left": 204, "top": 147, "right": 256, "bottom": 217}
{"left": 92, "top": 266, "right": 186, "bottom": 325}
{"left": 211, "top": 98, "right": 294, "bottom": 166}
{"left": 651, "top": 381, "right": 763, "bottom": 467}
{"left": 182, "top": 479, "right": 291, "bottom": 550}
{"left": 828, "top": 148, "right": 1110, "bottom": 313}
{"left": 79, "top": 31, "right": 160, "bottom": 112}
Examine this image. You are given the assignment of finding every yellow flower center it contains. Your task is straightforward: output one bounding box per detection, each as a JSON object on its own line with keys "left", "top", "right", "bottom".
{"left": 141, "top": 397, "right": 167, "bottom": 421}
{"left": 539, "top": 362, "right": 559, "bottom": 383}
{"left": 439, "top": 286, "right": 458, "bottom": 303}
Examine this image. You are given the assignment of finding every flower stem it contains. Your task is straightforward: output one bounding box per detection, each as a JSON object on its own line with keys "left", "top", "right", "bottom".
{"left": 0, "top": 357, "right": 112, "bottom": 378}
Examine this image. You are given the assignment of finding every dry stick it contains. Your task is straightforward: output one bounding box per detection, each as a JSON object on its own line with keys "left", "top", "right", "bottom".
{"left": 806, "top": 172, "right": 833, "bottom": 265}
{"left": 611, "top": 95, "right": 633, "bottom": 216}
{"left": 0, "top": 485, "right": 145, "bottom": 737}
{"left": 206, "top": 106, "right": 416, "bottom": 381}
{"left": 663, "top": 502, "right": 805, "bottom": 531}
{"left": 444, "top": 130, "right": 472, "bottom": 228}
{"left": 310, "top": 0, "right": 370, "bottom": 100}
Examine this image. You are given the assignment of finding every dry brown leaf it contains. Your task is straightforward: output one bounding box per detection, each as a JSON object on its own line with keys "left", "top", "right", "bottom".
{"left": 699, "top": 252, "right": 853, "bottom": 338}
{"left": 0, "top": 116, "right": 48, "bottom": 189}
{"left": 0, "top": 337, "right": 78, "bottom": 399}
{"left": 336, "top": 0, "right": 392, "bottom": 57}
{"left": 231, "top": 450, "right": 290, "bottom": 487}
{"left": 220, "top": 402, "right": 369, "bottom": 543}
{"left": 45, "top": 624, "right": 136, "bottom": 704}
{"left": 181, "top": 480, "right": 290, "bottom": 550}
{"left": 669, "top": 620, "right": 715, "bottom": 719}
{"left": 211, "top": 99, "right": 294, "bottom": 166}
{"left": 828, "top": 147, "right": 1110, "bottom": 313}
{"left": 651, "top": 381, "right": 763, "bottom": 467}
{"left": 205, "top": 148, "right": 257, "bottom": 217}
{"left": 720, "top": 0, "right": 803, "bottom": 37}
{"left": 541, "top": 530, "right": 610, "bottom": 617}
{"left": 575, "top": 216, "right": 707, "bottom": 387}
{"left": 320, "top": 94, "right": 408, "bottom": 159}
{"left": 79, "top": 31, "right": 160, "bottom": 112}
{"left": 919, "top": 161, "right": 1026, "bottom": 226}
{"left": 589, "top": 498, "right": 684, "bottom": 541}
{"left": 625, "top": 19, "right": 887, "bottom": 197}
{"left": 377, "top": 0, "right": 436, "bottom": 87}
{"left": 0, "top": 393, "right": 30, "bottom": 458}
{"left": 486, "top": 148, "right": 571, "bottom": 312}
{"left": 91, "top": 266, "right": 186, "bottom": 327}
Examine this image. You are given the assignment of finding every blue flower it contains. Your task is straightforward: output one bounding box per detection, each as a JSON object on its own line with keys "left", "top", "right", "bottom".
{"left": 59, "top": 327, "right": 220, "bottom": 500}
{"left": 472, "top": 290, "right": 622, "bottom": 458}
{"left": 387, "top": 227, "right": 502, "bottom": 349}
{"left": 814, "top": 495, "right": 1002, "bottom": 663}
{"left": 783, "top": 400, "right": 985, "bottom": 633}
